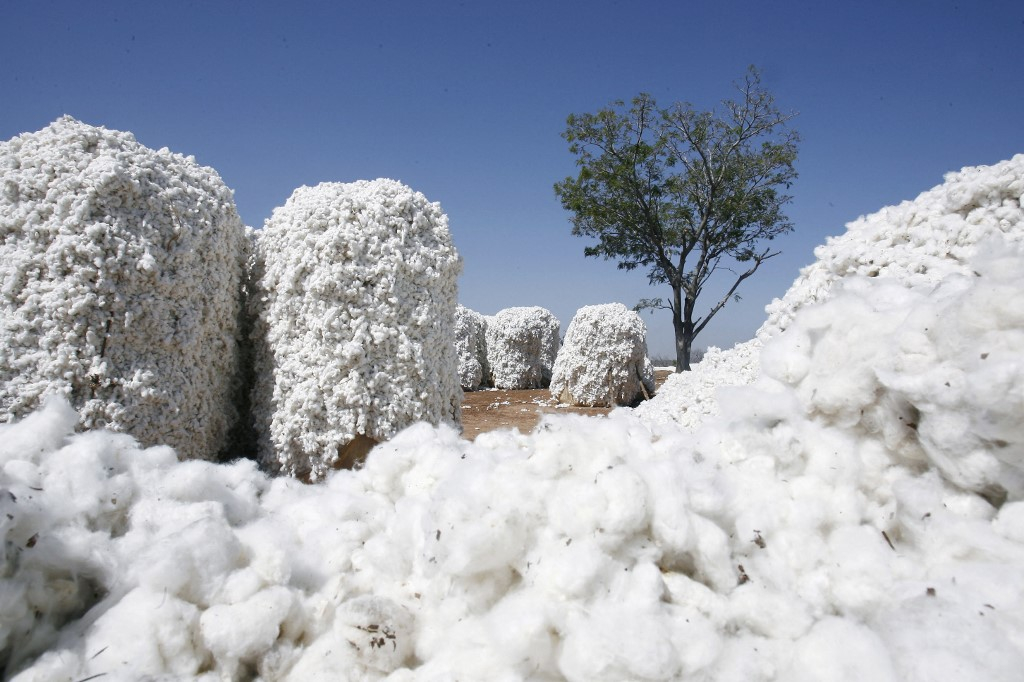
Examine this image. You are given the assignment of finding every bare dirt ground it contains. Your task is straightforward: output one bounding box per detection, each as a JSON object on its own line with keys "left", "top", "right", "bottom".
{"left": 461, "top": 369, "right": 674, "bottom": 440}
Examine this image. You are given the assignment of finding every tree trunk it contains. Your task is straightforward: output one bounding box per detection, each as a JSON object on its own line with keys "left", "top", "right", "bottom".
{"left": 671, "top": 285, "right": 694, "bottom": 371}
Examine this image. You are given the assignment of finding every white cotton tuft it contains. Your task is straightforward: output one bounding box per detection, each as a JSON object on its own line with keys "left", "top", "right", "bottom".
{"left": 76, "top": 588, "right": 207, "bottom": 680}
{"left": 249, "top": 179, "right": 463, "bottom": 479}
{"left": 783, "top": 617, "right": 898, "bottom": 682}
{"left": 549, "top": 303, "right": 655, "bottom": 407}
{"left": 200, "top": 586, "right": 295, "bottom": 664}
{"left": 0, "top": 117, "right": 248, "bottom": 461}
{"left": 0, "top": 395, "right": 78, "bottom": 464}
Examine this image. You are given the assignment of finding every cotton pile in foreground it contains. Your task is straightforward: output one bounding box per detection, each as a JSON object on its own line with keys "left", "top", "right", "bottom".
{"left": 454, "top": 305, "right": 489, "bottom": 391}
{"left": 248, "top": 179, "right": 462, "bottom": 480}
{"left": 761, "top": 152, "right": 1024, "bottom": 338}
{"left": 549, "top": 303, "right": 655, "bottom": 407}
{"left": 4, "top": 240, "right": 1023, "bottom": 681}
{"left": 485, "top": 306, "right": 560, "bottom": 389}
{"left": 639, "top": 153, "right": 1024, "bottom": 430}
{"left": 0, "top": 116, "right": 248, "bottom": 460}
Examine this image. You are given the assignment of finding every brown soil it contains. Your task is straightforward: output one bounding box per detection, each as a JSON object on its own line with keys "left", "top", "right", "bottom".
{"left": 460, "top": 369, "right": 674, "bottom": 440}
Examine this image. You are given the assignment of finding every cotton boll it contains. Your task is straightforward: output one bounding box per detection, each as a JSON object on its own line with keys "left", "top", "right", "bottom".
{"left": 642, "top": 461, "right": 698, "bottom": 566}
{"left": 431, "top": 500, "right": 529, "bottom": 579}
{"left": 199, "top": 586, "right": 295, "bottom": 666}
{"left": 36, "top": 431, "right": 140, "bottom": 532}
{"left": 217, "top": 566, "right": 265, "bottom": 605}
{"left": 526, "top": 533, "right": 610, "bottom": 600}
{"left": 417, "top": 590, "right": 561, "bottom": 680}
{"left": 994, "top": 501, "right": 1024, "bottom": 542}
{"left": 704, "top": 634, "right": 780, "bottom": 682}
{"left": 793, "top": 294, "right": 894, "bottom": 425}
{"left": 480, "top": 590, "right": 558, "bottom": 676}
{"left": 156, "top": 457, "right": 267, "bottom": 526}
{"left": 125, "top": 499, "right": 244, "bottom": 606}
{"left": 727, "top": 582, "right": 813, "bottom": 640}
{"left": 782, "top": 617, "right": 898, "bottom": 682}
{"left": 547, "top": 464, "right": 649, "bottom": 544}
{"left": 873, "top": 595, "right": 1024, "bottom": 682}
{"left": 823, "top": 524, "right": 901, "bottom": 618}
{"left": 333, "top": 595, "right": 414, "bottom": 673}
{"left": 689, "top": 513, "right": 735, "bottom": 592}
{"left": 558, "top": 600, "right": 682, "bottom": 681}
{"left": 233, "top": 521, "right": 295, "bottom": 588}
{"left": 759, "top": 326, "right": 811, "bottom": 384}
{"left": 79, "top": 587, "right": 209, "bottom": 679}
{"left": 0, "top": 395, "right": 78, "bottom": 465}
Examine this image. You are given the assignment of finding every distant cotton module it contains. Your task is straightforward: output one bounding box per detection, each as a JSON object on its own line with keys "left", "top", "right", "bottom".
{"left": 485, "top": 306, "right": 560, "bottom": 389}
{"left": 550, "top": 302, "right": 655, "bottom": 407}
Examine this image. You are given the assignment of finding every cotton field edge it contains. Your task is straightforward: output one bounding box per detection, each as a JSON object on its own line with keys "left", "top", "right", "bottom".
{"left": 2, "top": 143, "right": 1024, "bottom": 680}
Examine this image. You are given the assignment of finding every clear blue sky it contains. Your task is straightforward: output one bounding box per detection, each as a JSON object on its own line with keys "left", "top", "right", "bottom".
{"left": 3, "top": 0, "right": 1021, "bottom": 358}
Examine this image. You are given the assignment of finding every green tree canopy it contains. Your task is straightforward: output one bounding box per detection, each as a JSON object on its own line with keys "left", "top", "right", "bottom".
{"left": 554, "top": 67, "right": 799, "bottom": 370}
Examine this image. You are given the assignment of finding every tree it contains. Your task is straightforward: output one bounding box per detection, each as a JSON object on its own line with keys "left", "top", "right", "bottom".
{"left": 554, "top": 67, "right": 799, "bottom": 371}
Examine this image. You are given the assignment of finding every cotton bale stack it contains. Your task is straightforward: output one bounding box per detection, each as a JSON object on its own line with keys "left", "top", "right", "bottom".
{"left": 550, "top": 303, "right": 655, "bottom": 407}
{"left": 250, "top": 179, "right": 462, "bottom": 480}
{"left": 0, "top": 116, "right": 248, "bottom": 460}
{"left": 455, "top": 304, "right": 489, "bottom": 390}
{"left": 485, "top": 306, "right": 560, "bottom": 389}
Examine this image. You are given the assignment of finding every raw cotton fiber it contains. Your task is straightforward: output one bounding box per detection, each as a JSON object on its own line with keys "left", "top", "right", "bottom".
{"left": 485, "top": 306, "right": 560, "bottom": 389}
{"left": 760, "top": 153, "right": 1024, "bottom": 339}
{"left": 633, "top": 339, "right": 762, "bottom": 428}
{"left": 638, "top": 153, "right": 1024, "bottom": 431}
{"left": 0, "top": 116, "right": 248, "bottom": 460}
{"left": 549, "top": 303, "right": 655, "bottom": 407}
{"left": 249, "top": 179, "right": 462, "bottom": 480}
{"left": 5, "top": 234, "right": 1024, "bottom": 680}
{"left": 454, "top": 305, "right": 489, "bottom": 391}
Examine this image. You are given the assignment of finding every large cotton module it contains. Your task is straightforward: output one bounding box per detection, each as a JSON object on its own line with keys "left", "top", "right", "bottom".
{"left": 0, "top": 116, "right": 248, "bottom": 461}
{"left": 249, "top": 179, "right": 462, "bottom": 480}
